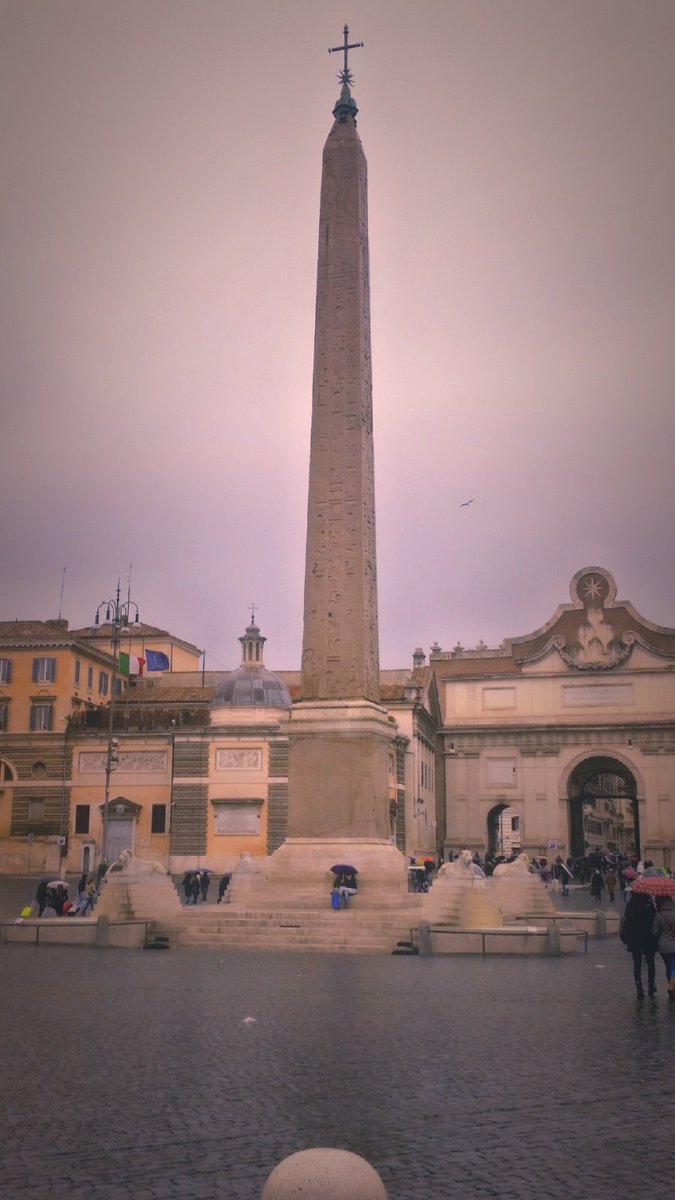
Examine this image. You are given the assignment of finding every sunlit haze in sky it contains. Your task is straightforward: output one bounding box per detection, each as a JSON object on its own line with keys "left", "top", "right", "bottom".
{"left": 2, "top": 1, "right": 674, "bottom": 671}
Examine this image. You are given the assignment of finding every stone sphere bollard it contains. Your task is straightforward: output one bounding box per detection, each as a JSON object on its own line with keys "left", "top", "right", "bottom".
{"left": 261, "top": 1149, "right": 388, "bottom": 1200}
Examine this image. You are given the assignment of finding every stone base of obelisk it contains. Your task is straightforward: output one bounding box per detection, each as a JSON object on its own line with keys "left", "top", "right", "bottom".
{"left": 227, "top": 837, "right": 411, "bottom": 911}
{"left": 229, "top": 699, "right": 411, "bottom": 910}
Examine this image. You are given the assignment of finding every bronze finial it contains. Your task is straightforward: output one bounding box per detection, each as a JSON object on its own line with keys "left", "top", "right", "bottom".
{"left": 328, "top": 23, "right": 364, "bottom": 87}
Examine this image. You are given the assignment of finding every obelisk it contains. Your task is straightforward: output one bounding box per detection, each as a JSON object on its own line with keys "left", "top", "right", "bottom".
{"left": 277, "top": 28, "right": 407, "bottom": 903}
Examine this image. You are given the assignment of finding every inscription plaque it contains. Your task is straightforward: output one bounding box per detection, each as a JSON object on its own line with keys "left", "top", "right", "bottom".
{"left": 562, "top": 684, "right": 634, "bottom": 707}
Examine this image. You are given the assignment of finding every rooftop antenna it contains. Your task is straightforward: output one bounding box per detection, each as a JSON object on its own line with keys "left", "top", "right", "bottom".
{"left": 58, "top": 566, "right": 67, "bottom": 619}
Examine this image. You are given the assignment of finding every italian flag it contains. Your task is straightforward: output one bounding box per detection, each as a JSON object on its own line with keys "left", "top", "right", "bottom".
{"left": 118, "top": 652, "right": 144, "bottom": 677}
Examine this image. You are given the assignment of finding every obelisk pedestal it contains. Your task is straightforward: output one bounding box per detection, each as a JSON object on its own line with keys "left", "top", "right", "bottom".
{"left": 267, "top": 698, "right": 408, "bottom": 908}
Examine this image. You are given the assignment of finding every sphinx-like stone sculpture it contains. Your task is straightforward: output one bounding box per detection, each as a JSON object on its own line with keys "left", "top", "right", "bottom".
{"left": 425, "top": 849, "right": 502, "bottom": 928}
{"left": 105, "top": 849, "right": 167, "bottom": 879}
{"left": 490, "top": 852, "right": 555, "bottom": 920}
{"left": 492, "top": 851, "right": 533, "bottom": 878}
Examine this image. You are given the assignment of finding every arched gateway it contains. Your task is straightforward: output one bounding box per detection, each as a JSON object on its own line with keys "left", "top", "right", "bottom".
{"left": 566, "top": 756, "right": 640, "bottom": 860}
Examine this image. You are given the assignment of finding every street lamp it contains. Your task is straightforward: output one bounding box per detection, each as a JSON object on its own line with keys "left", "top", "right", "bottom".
{"left": 94, "top": 583, "right": 140, "bottom": 867}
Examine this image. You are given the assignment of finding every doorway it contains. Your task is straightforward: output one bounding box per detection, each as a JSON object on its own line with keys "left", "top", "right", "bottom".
{"left": 106, "top": 818, "right": 134, "bottom": 863}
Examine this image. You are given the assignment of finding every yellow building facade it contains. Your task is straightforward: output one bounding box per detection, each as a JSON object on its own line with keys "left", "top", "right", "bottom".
{"left": 0, "top": 619, "right": 117, "bottom": 873}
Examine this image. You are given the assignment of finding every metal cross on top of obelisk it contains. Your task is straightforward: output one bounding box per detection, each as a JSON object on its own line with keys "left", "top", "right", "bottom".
{"left": 328, "top": 23, "right": 364, "bottom": 85}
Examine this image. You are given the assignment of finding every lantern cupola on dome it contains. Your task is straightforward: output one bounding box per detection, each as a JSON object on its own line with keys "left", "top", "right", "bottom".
{"left": 209, "top": 611, "right": 291, "bottom": 711}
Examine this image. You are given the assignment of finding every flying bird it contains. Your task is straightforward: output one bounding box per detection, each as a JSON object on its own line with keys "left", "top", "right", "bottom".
{"left": 459, "top": 499, "right": 474, "bottom": 508}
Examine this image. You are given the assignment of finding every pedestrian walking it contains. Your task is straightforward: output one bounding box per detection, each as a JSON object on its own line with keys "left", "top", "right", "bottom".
{"left": 590, "top": 869, "right": 605, "bottom": 902}
{"left": 35, "top": 880, "right": 48, "bottom": 917}
{"left": 200, "top": 871, "right": 210, "bottom": 903}
{"left": 182, "top": 871, "right": 193, "bottom": 905}
{"left": 554, "top": 856, "right": 572, "bottom": 897}
{"left": 605, "top": 870, "right": 617, "bottom": 902}
{"left": 81, "top": 877, "right": 96, "bottom": 916}
{"left": 189, "top": 873, "right": 201, "bottom": 905}
{"left": 652, "top": 895, "right": 675, "bottom": 1001}
{"left": 217, "top": 873, "right": 232, "bottom": 903}
{"left": 53, "top": 884, "right": 66, "bottom": 917}
{"left": 620, "top": 892, "right": 657, "bottom": 999}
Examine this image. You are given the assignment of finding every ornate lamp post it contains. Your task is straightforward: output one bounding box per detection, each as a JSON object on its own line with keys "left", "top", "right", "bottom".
{"left": 94, "top": 583, "right": 140, "bottom": 867}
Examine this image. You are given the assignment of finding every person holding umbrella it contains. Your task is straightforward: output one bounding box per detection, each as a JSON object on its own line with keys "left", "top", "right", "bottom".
{"left": 330, "top": 864, "right": 358, "bottom": 908}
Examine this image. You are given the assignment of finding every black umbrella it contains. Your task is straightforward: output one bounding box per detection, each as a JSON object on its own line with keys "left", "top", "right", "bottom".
{"left": 330, "top": 864, "right": 358, "bottom": 875}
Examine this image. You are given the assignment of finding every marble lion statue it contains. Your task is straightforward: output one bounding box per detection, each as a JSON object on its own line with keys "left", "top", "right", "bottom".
{"left": 492, "top": 852, "right": 533, "bottom": 878}
{"left": 108, "top": 849, "right": 167, "bottom": 877}
{"left": 438, "top": 849, "right": 485, "bottom": 880}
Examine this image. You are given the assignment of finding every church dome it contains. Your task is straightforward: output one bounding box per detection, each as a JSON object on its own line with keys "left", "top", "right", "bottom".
{"left": 210, "top": 665, "right": 291, "bottom": 709}
{"left": 209, "top": 616, "right": 291, "bottom": 710}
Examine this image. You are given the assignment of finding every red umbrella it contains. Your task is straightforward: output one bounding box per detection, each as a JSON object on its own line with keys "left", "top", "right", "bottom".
{"left": 631, "top": 875, "right": 675, "bottom": 896}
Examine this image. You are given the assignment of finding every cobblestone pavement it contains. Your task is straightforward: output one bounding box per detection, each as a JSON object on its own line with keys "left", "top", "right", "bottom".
{"left": 1, "top": 877, "right": 673, "bottom": 1200}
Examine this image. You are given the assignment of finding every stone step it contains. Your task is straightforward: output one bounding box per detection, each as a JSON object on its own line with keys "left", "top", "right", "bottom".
{"left": 167, "top": 932, "right": 403, "bottom": 953}
{"left": 151, "top": 908, "right": 416, "bottom": 954}
{"left": 176, "top": 906, "right": 416, "bottom": 922}
{"left": 163, "top": 923, "right": 415, "bottom": 943}
{"left": 176, "top": 940, "right": 398, "bottom": 954}
{"left": 170, "top": 921, "right": 406, "bottom": 940}
{"left": 177, "top": 913, "right": 415, "bottom": 927}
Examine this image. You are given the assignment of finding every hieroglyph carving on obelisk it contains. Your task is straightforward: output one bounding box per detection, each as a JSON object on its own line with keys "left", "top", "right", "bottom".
{"left": 301, "top": 31, "right": 379, "bottom": 704}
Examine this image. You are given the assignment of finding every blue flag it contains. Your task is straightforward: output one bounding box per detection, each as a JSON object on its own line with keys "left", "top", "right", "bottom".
{"left": 145, "top": 649, "right": 170, "bottom": 672}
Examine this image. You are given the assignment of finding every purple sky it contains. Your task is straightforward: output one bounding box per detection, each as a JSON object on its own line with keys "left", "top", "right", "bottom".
{"left": 2, "top": 1, "right": 674, "bottom": 672}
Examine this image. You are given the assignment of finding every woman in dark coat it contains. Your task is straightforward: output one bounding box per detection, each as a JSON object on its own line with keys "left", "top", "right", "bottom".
{"left": 621, "top": 892, "right": 657, "bottom": 999}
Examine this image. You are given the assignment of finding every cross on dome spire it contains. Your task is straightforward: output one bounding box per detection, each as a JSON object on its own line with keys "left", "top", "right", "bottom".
{"left": 328, "top": 24, "right": 364, "bottom": 87}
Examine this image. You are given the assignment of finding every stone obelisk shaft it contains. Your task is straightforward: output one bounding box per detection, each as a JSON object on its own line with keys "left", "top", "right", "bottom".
{"left": 285, "top": 81, "right": 399, "bottom": 858}
{"left": 300, "top": 100, "right": 379, "bottom": 704}
{"left": 256, "top": 71, "right": 407, "bottom": 901}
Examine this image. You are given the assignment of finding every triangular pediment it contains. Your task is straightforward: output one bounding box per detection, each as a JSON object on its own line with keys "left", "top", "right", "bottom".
{"left": 99, "top": 796, "right": 142, "bottom": 816}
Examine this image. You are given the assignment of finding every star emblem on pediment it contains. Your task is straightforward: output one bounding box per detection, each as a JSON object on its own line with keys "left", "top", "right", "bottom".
{"left": 582, "top": 576, "right": 603, "bottom": 601}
